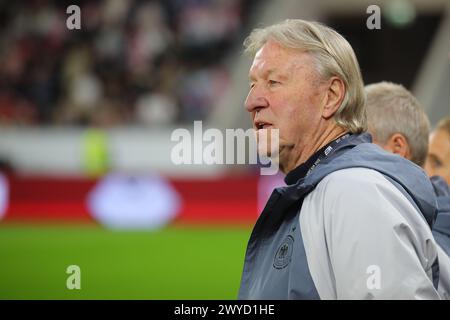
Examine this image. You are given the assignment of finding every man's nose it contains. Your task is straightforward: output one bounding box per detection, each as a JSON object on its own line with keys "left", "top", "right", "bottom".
{"left": 245, "top": 86, "right": 269, "bottom": 113}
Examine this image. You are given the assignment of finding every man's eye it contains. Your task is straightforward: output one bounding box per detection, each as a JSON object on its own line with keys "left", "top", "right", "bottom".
{"left": 429, "top": 157, "right": 442, "bottom": 168}
{"left": 268, "top": 80, "right": 280, "bottom": 86}
{"left": 433, "top": 159, "right": 443, "bottom": 168}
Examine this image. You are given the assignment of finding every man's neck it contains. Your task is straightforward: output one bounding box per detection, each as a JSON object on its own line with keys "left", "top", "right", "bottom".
{"left": 282, "top": 125, "right": 348, "bottom": 174}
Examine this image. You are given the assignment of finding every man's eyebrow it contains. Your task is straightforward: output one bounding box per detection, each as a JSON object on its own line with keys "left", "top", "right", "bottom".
{"left": 248, "top": 68, "right": 288, "bottom": 81}
{"left": 266, "top": 69, "right": 280, "bottom": 78}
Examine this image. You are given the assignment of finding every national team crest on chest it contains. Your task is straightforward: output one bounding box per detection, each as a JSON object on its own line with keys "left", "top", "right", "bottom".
{"left": 273, "top": 235, "right": 294, "bottom": 269}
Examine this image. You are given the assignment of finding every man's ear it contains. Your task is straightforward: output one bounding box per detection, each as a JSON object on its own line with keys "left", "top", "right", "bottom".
{"left": 322, "top": 77, "right": 346, "bottom": 119}
{"left": 384, "top": 133, "right": 412, "bottom": 160}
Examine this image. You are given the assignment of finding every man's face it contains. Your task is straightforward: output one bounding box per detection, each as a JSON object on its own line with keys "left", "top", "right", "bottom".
{"left": 245, "top": 40, "right": 326, "bottom": 173}
{"left": 424, "top": 129, "right": 450, "bottom": 184}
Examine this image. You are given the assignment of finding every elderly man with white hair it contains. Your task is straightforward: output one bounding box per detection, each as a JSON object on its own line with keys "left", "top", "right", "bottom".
{"left": 238, "top": 19, "right": 443, "bottom": 300}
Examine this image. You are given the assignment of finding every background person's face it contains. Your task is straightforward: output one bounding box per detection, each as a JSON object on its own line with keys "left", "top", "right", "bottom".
{"left": 245, "top": 40, "right": 326, "bottom": 173}
{"left": 425, "top": 129, "right": 450, "bottom": 184}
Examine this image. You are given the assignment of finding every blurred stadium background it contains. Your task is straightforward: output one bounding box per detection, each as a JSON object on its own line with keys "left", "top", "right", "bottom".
{"left": 0, "top": 0, "right": 449, "bottom": 299}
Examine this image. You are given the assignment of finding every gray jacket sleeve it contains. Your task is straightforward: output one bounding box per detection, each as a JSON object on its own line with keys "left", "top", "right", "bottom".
{"left": 300, "top": 168, "right": 441, "bottom": 299}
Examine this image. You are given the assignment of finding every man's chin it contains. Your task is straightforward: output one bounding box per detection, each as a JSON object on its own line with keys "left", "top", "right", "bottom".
{"left": 255, "top": 129, "right": 281, "bottom": 156}
{"left": 276, "top": 146, "right": 294, "bottom": 173}
{"left": 259, "top": 145, "right": 292, "bottom": 165}
{"left": 258, "top": 145, "right": 278, "bottom": 160}
{"left": 257, "top": 142, "right": 279, "bottom": 158}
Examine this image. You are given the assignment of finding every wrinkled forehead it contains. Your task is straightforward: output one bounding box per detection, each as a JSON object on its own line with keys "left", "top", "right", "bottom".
{"left": 249, "top": 40, "right": 316, "bottom": 79}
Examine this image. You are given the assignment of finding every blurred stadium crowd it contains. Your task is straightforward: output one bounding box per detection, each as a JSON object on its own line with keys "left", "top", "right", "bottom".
{"left": 0, "top": 0, "right": 258, "bottom": 127}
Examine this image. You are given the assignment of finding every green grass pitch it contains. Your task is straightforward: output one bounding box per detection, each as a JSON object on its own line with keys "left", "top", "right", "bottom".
{"left": 0, "top": 223, "right": 252, "bottom": 299}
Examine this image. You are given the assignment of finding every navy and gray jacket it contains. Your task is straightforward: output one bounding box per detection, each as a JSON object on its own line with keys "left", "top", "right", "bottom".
{"left": 239, "top": 133, "right": 446, "bottom": 299}
{"left": 431, "top": 176, "right": 450, "bottom": 257}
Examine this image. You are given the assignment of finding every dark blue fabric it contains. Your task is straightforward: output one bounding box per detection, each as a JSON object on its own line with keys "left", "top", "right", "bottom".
{"left": 430, "top": 175, "right": 450, "bottom": 257}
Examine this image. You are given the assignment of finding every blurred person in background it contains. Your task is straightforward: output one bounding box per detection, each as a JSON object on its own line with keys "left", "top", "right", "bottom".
{"left": 239, "top": 19, "right": 442, "bottom": 300}
{"left": 425, "top": 117, "right": 450, "bottom": 185}
{"left": 0, "top": 0, "right": 245, "bottom": 126}
{"left": 365, "top": 81, "right": 450, "bottom": 298}
{"left": 365, "top": 82, "right": 429, "bottom": 168}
